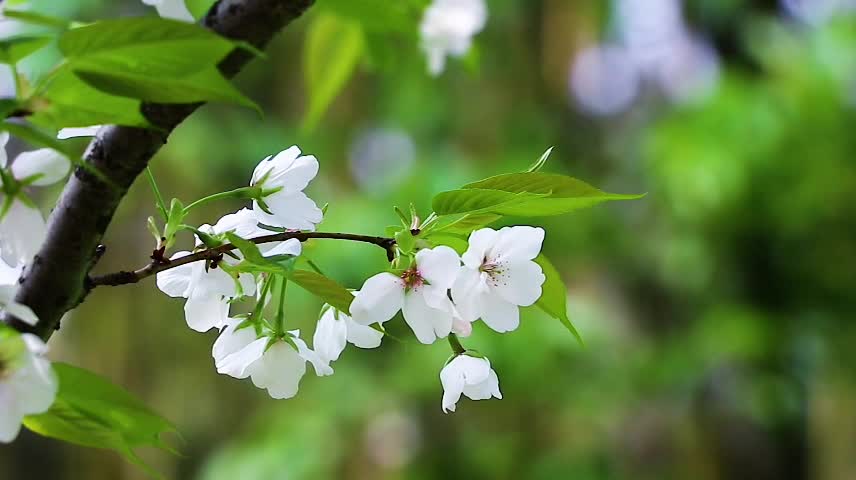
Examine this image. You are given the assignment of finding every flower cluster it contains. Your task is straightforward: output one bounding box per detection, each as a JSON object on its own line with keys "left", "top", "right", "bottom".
{"left": 150, "top": 145, "right": 546, "bottom": 411}
{"left": 156, "top": 146, "right": 332, "bottom": 398}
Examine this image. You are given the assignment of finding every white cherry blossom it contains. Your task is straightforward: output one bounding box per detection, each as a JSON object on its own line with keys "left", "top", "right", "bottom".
{"left": 156, "top": 250, "right": 255, "bottom": 332}
{"left": 452, "top": 226, "right": 546, "bottom": 333}
{"left": 0, "top": 332, "right": 58, "bottom": 442}
{"left": 420, "top": 0, "right": 487, "bottom": 75}
{"left": 350, "top": 246, "right": 461, "bottom": 345}
{"left": 439, "top": 353, "right": 501, "bottom": 413}
{"left": 211, "top": 208, "right": 301, "bottom": 256}
{"left": 251, "top": 146, "right": 323, "bottom": 231}
{"left": 313, "top": 296, "right": 384, "bottom": 365}
{"left": 0, "top": 257, "right": 37, "bottom": 327}
{"left": 0, "top": 134, "right": 70, "bottom": 266}
{"left": 142, "top": 0, "right": 194, "bottom": 22}
{"left": 213, "top": 320, "right": 330, "bottom": 399}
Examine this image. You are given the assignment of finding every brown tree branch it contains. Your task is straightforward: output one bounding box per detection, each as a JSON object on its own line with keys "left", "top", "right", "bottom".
{"left": 88, "top": 232, "right": 396, "bottom": 288}
{"left": 2, "top": 0, "right": 315, "bottom": 340}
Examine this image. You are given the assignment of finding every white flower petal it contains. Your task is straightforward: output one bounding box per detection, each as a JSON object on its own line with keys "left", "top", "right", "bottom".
{"left": 479, "top": 295, "right": 519, "bottom": 333}
{"left": 217, "top": 337, "right": 267, "bottom": 379}
{"left": 416, "top": 245, "right": 460, "bottom": 290}
{"left": 0, "top": 199, "right": 46, "bottom": 266}
{"left": 183, "top": 295, "right": 229, "bottom": 332}
{"left": 155, "top": 251, "right": 194, "bottom": 297}
{"left": 253, "top": 191, "right": 323, "bottom": 231}
{"left": 462, "top": 369, "right": 501, "bottom": 401}
{"left": 492, "top": 260, "right": 545, "bottom": 307}
{"left": 57, "top": 126, "right": 101, "bottom": 139}
{"left": 263, "top": 238, "right": 302, "bottom": 257}
{"left": 211, "top": 208, "right": 267, "bottom": 238}
{"left": 402, "top": 289, "right": 451, "bottom": 344}
{"left": 3, "top": 299, "right": 38, "bottom": 327}
{"left": 248, "top": 341, "right": 307, "bottom": 399}
{"left": 212, "top": 319, "right": 257, "bottom": 366}
{"left": 292, "top": 335, "right": 332, "bottom": 376}
{"left": 344, "top": 316, "right": 383, "bottom": 348}
{"left": 252, "top": 147, "right": 319, "bottom": 195}
{"left": 12, "top": 335, "right": 57, "bottom": 414}
{"left": 11, "top": 149, "right": 70, "bottom": 186}
{"left": 0, "top": 131, "right": 9, "bottom": 167}
{"left": 313, "top": 307, "right": 348, "bottom": 364}
{"left": 439, "top": 354, "right": 491, "bottom": 413}
{"left": 491, "top": 226, "right": 544, "bottom": 264}
{"left": 461, "top": 227, "right": 499, "bottom": 268}
{"left": 450, "top": 267, "right": 487, "bottom": 322}
{"left": 147, "top": 0, "right": 194, "bottom": 22}
{"left": 350, "top": 272, "right": 405, "bottom": 326}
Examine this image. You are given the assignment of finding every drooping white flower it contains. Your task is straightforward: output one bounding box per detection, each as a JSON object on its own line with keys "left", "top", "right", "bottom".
{"left": 57, "top": 126, "right": 101, "bottom": 139}
{"left": 251, "top": 146, "right": 323, "bottom": 231}
{"left": 350, "top": 246, "right": 461, "bottom": 344}
{"left": 0, "top": 135, "right": 70, "bottom": 266}
{"left": 419, "top": 0, "right": 487, "bottom": 75}
{"left": 156, "top": 250, "right": 255, "bottom": 332}
{"left": 313, "top": 296, "right": 384, "bottom": 365}
{"left": 0, "top": 200, "right": 45, "bottom": 267}
{"left": 142, "top": 0, "right": 194, "bottom": 22}
{"left": 211, "top": 208, "right": 302, "bottom": 256}
{"left": 451, "top": 226, "right": 546, "bottom": 333}
{"left": 0, "top": 332, "right": 58, "bottom": 442}
{"left": 439, "top": 353, "right": 501, "bottom": 413}
{"left": 0, "top": 257, "right": 37, "bottom": 327}
{"left": 213, "top": 320, "right": 330, "bottom": 399}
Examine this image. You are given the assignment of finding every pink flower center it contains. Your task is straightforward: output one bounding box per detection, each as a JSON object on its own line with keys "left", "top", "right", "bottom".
{"left": 400, "top": 267, "right": 424, "bottom": 289}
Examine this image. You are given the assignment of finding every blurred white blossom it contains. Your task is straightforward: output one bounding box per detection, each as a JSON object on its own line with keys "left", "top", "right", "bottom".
{"left": 0, "top": 332, "right": 57, "bottom": 442}
{"left": 142, "top": 0, "right": 194, "bottom": 22}
{"left": 420, "top": 0, "right": 487, "bottom": 75}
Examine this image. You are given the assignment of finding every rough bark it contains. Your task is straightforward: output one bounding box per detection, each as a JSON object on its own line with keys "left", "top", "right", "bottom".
{"left": 2, "top": 0, "right": 315, "bottom": 339}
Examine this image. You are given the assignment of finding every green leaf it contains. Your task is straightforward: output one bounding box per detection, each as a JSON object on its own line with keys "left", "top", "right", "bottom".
{"left": 0, "top": 36, "right": 53, "bottom": 64}
{"left": 2, "top": 9, "right": 71, "bottom": 29}
{"left": 29, "top": 68, "right": 149, "bottom": 129}
{"left": 460, "top": 172, "right": 643, "bottom": 216}
{"left": 185, "top": 0, "right": 217, "bottom": 19}
{"left": 72, "top": 65, "right": 257, "bottom": 109}
{"left": 534, "top": 255, "right": 582, "bottom": 345}
{"left": 288, "top": 270, "right": 354, "bottom": 315}
{"left": 224, "top": 231, "right": 267, "bottom": 265}
{"left": 431, "top": 188, "right": 546, "bottom": 216}
{"left": 59, "top": 17, "right": 236, "bottom": 77}
{"left": 163, "top": 198, "right": 185, "bottom": 246}
{"left": 224, "top": 232, "right": 297, "bottom": 275}
{"left": 23, "top": 363, "right": 178, "bottom": 479}
{"left": 425, "top": 232, "right": 468, "bottom": 254}
{"left": 432, "top": 212, "right": 501, "bottom": 235}
{"left": 302, "top": 13, "right": 364, "bottom": 132}
{"left": 0, "top": 121, "right": 75, "bottom": 156}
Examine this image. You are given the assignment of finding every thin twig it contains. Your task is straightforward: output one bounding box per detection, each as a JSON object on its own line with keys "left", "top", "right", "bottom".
{"left": 88, "top": 231, "right": 395, "bottom": 288}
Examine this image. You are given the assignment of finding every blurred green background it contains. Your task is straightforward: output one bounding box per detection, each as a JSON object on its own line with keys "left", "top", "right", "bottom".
{"left": 3, "top": 0, "right": 856, "bottom": 478}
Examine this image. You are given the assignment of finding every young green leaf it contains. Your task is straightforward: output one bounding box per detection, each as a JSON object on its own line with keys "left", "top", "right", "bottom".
{"left": 2, "top": 9, "right": 71, "bottom": 29}
{"left": 59, "top": 17, "right": 236, "bottom": 77}
{"left": 424, "top": 232, "right": 469, "bottom": 254}
{"left": 534, "top": 255, "right": 582, "bottom": 345}
{"left": 288, "top": 269, "right": 354, "bottom": 315}
{"left": 223, "top": 231, "right": 267, "bottom": 265}
{"left": 185, "top": 0, "right": 217, "bottom": 19}
{"left": 302, "top": 13, "right": 364, "bottom": 132}
{"left": 431, "top": 212, "right": 501, "bottom": 235}
{"left": 431, "top": 188, "right": 546, "bottom": 216}
{"left": 72, "top": 66, "right": 258, "bottom": 110}
{"left": 0, "top": 121, "right": 75, "bottom": 156}
{"left": 23, "top": 363, "right": 178, "bottom": 479}
{"left": 28, "top": 68, "right": 149, "bottom": 129}
{"left": 461, "top": 171, "right": 643, "bottom": 216}
{"left": 0, "top": 36, "right": 53, "bottom": 64}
